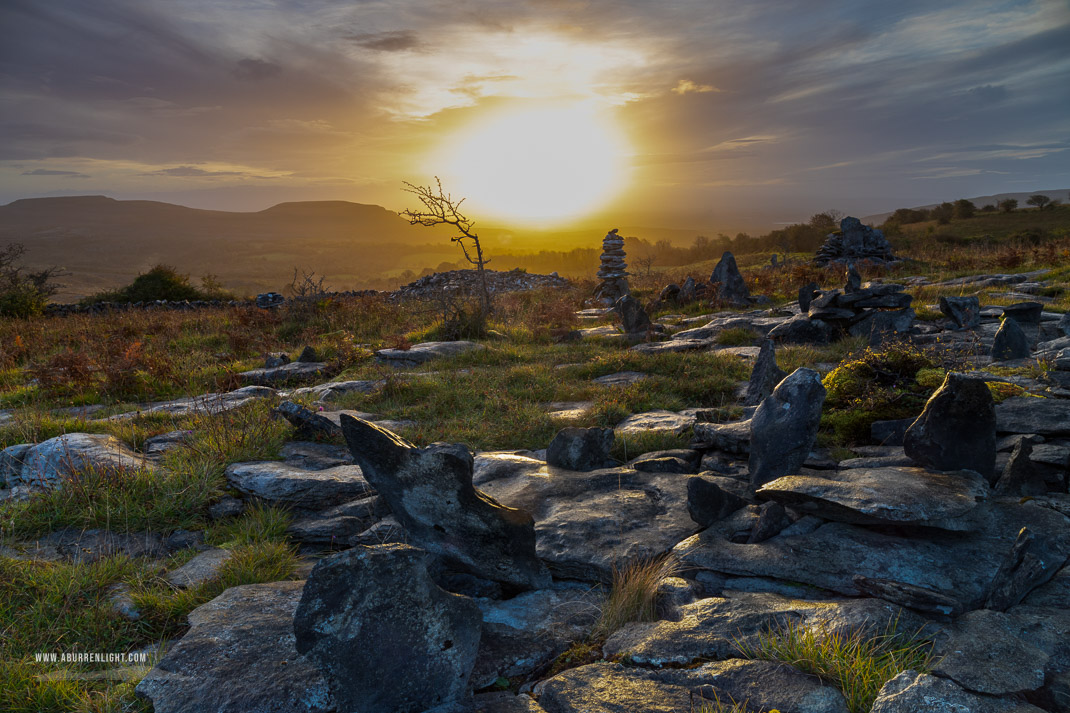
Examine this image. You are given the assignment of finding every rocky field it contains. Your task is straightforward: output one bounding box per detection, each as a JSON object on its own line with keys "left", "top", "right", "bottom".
{"left": 3, "top": 220, "right": 1070, "bottom": 712}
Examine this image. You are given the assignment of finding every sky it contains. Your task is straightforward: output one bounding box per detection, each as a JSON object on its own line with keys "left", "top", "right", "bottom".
{"left": 1, "top": 0, "right": 1068, "bottom": 231}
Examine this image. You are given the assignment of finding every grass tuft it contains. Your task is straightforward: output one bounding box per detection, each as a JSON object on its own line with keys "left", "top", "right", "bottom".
{"left": 593, "top": 554, "right": 680, "bottom": 639}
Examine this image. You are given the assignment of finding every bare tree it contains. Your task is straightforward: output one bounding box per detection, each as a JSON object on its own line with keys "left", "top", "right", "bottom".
{"left": 1026, "top": 194, "right": 1052, "bottom": 211}
{"left": 400, "top": 177, "right": 491, "bottom": 317}
{"left": 635, "top": 255, "right": 656, "bottom": 277}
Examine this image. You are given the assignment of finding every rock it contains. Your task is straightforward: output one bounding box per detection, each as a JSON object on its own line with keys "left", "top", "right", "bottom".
{"left": 136, "top": 581, "right": 333, "bottom": 713}
{"left": 747, "top": 500, "right": 790, "bottom": 543}
{"left": 852, "top": 576, "right": 965, "bottom": 618}
{"left": 107, "top": 385, "right": 277, "bottom": 421}
{"left": 275, "top": 400, "right": 347, "bottom": 438}
{"left": 340, "top": 416, "right": 549, "bottom": 590}
{"left": 296, "top": 345, "right": 319, "bottom": 363}
{"left": 997, "top": 397, "right": 1070, "bottom": 435}
{"left": 0, "top": 443, "right": 32, "bottom": 487}
{"left": 536, "top": 659, "right": 848, "bottom": 713}
{"left": 710, "top": 252, "right": 750, "bottom": 304}
{"left": 287, "top": 495, "right": 384, "bottom": 544}
{"left": 142, "top": 430, "right": 193, "bottom": 460}
{"left": 225, "top": 461, "right": 371, "bottom": 510}
{"left": 984, "top": 527, "right": 1067, "bottom": 611}
{"left": 8, "top": 433, "right": 149, "bottom": 490}
{"left": 844, "top": 263, "right": 862, "bottom": 292}
{"left": 749, "top": 368, "right": 826, "bottom": 486}
{"left": 208, "top": 497, "right": 244, "bottom": 520}
{"left": 547, "top": 428, "right": 614, "bottom": 472}
{"left": 798, "top": 281, "right": 819, "bottom": 312}
{"left": 264, "top": 352, "right": 291, "bottom": 368}
{"left": 239, "top": 360, "right": 327, "bottom": 386}
{"left": 939, "top": 295, "right": 982, "bottom": 329}
{"left": 166, "top": 548, "right": 233, "bottom": 589}
{"left": 614, "top": 410, "right": 695, "bottom": 436}
{"left": 472, "top": 693, "right": 547, "bottom": 712}
{"left": 992, "top": 316, "right": 1031, "bottom": 360}
{"left": 742, "top": 339, "right": 786, "bottom": 407}
{"left": 279, "top": 441, "right": 353, "bottom": 470}
{"left": 767, "top": 314, "right": 837, "bottom": 344}
{"left": 1003, "top": 301, "right": 1044, "bottom": 324}
{"left": 687, "top": 476, "right": 750, "bottom": 527}
{"left": 658, "top": 283, "right": 680, "bottom": 302}
{"left": 591, "top": 371, "right": 648, "bottom": 387}
{"left": 594, "top": 228, "right": 630, "bottom": 304}
{"left": 692, "top": 419, "right": 751, "bottom": 454}
{"left": 814, "top": 216, "right": 896, "bottom": 266}
{"left": 293, "top": 545, "right": 482, "bottom": 713}
{"left": 612, "top": 294, "right": 652, "bottom": 334}
{"left": 289, "top": 379, "right": 381, "bottom": 402}
{"left": 857, "top": 308, "right": 915, "bottom": 342}
{"left": 757, "top": 466, "right": 988, "bottom": 529}
{"left": 475, "top": 454, "right": 696, "bottom": 582}
{"left": 871, "top": 670, "right": 1047, "bottom": 713}
{"left": 255, "top": 292, "right": 285, "bottom": 309}
{"left": 107, "top": 583, "right": 141, "bottom": 621}
{"left": 376, "top": 340, "right": 484, "bottom": 367}
{"left": 675, "top": 501, "right": 1070, "bottom": 606}
{"left": 904, "top": 372, "right": 996, "bottom": 481}
{"left": 871, "top": 418, "right": 913, "bottom": 446}
{"left": 932, "top": 608, "right": 1048, "bottom": 695}
{"left": 24, "top": 528, "right": 167, "bottom": 564}
{"left": 630, "top": 450, "right": 698, "bottom": 474}
{"left": 995, "top": 440, "right": 1049, "bottom": 496}
{"left": 471, "top": 588, "right": 602, "bottom": 689}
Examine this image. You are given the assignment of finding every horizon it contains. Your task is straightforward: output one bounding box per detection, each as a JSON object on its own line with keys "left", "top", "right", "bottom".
{"left": 2, "top": 1, "right": 1068, "bottom": 234}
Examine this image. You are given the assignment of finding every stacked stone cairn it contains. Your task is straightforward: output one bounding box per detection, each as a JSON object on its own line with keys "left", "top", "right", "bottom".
{"left": 594, "top": 228, "right": 630, "bottom": 304}
{"left": 807, "top": 265, "right": 915, "bottom": 338}
{"left": 814, "top": 216, "right": 897, "bottom": 266}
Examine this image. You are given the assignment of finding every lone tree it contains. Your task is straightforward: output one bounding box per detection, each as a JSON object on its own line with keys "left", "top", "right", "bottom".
{"left": 0, "top": 242, "right": 65, "bottom": 317}
{"left": 401, "top": 177, "right": 491, "bottom": 318}
{"left": 999, "top": 198, "right": 1019, "bottom": 213}
{"left": 1026, "top": 194, "right": 1052, "bottom": 211}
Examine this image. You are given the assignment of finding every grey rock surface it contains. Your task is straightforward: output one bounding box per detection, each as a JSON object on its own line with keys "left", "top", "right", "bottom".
{"left": 340, "top": 416, "right": 549, "bottom": 590}
{"left": 136, "top": 581, "right": 333, "bottom": 713}
{"left": 997, "top": 396, "right": 1070, "bottom": 435}
{"left": 9, "top": 433, "right": 150, "bottom": 490}
{"left": 743, "top": 339, "right": 787, "bottom": 407}
{"left": 376, "top": 340, "right": 484, "bottom": 366}
{"left": 939, "top": 295, "right": 982, "bottom": 329}
{"left": 225, "top": 461, "right": 371, "bottom": 510}
{"left": 239, "top": 360, "right": 327, "bottom": 385}
{"left": 992, "top": 316, "right": 1031, "bottom": 360}
{"left": 871, "top": 670, "right": 1047, "bottom": 713}
{"left": 710, "top": 251, "right": 750, "bottom": 304}
{"left": 546, "top": 427, "right": 614, "bottom": 472}
{"left": 749, "top": 368, "right": 826, "bottom": 486}
{"left": 757, "top": 466, "right": 988, "bottom": 529}
{"left": 293, "top": 544, "right": 481, "bottom": 713}
{"left": 166, "top": 548, "right": 232, "bottom": 589}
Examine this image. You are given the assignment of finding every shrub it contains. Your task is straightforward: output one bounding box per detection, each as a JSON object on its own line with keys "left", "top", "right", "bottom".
{"left": 83, "top": 264, "right": 224, "bottom": 304}
{"left": 0, "top": 243, "right": 64, "bottom": 318}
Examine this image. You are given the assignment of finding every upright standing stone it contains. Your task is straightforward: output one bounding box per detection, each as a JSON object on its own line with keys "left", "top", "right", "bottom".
{"left": 994, "top": 439, "right": 1047, "bottom": 496}
{"left": 939, "top": 296, "right": 981, "bottom": 329}
{"left": 844, "top": 263, "right": 861, "bottom": 293}
{"left": 710, "top": 251, "right": 750, "bottom": 304}
{"left": 339, "top": 415, "right": 550, "bottom": 590}
{"left": 749, "top": 368, "right": 826, "bottom": 486}
{"left": 798, "top": 281, "right": 819, "bottom": 313}
{"left": 594, "top": 228, "right": 630, "bottom": 304}
{"left": 904, "top": 373, "right": 996, "bottom": 481}
{"left": 612, "top": 294, "right": 653, "bottom": 335}
{"left": 743, "top": 339, "right": 787, "bottom": 406}
{"left": 294, "top": 544, "right": 482, "bottom": 713}
{"left": 991, "top": 316, "right": 1030, "bottom": 361}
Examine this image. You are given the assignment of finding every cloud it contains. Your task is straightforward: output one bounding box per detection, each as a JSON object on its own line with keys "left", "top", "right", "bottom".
{"left": 21, "top": 168, "right": 90, "bottom": 178}
{"left": 346, "top": 30, "right": 421, "bottom": 52}
{"left": 232, "top": 58, "right": 283, "bottom": 81}
{"left": 671, "top": 79, "right": 717, "bottom": 95}
{"left": 144, "top": 166, "right": 244, "bottom": 177}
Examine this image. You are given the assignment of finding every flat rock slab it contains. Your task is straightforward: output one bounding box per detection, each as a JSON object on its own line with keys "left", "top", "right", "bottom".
{"left": 872, "top": 670, "right": 1048, "bottom": 713}
{"left": 279, "top": 441, "right": 353, "bottom": 470}
{"left": 591, "top": 371, "right": 649, "bottom": 386}
{"left": 136, "top": 581, "right": 333, "bottom": 713}
{"left": 693, "top": 419, "right": 751, "bottom": 454}
{"left": 614, "top": 410, "right": 695, "bottom": 436}
{"left": 576, "top": 325, "right": 623, "bottom": 339}
{"left": 675, "top": 500, "right": 1070, "bottom": 605}
{"left": 288, "top": 379, "right": 381, "bottom": 401}
{"left": 7, "top": 433, "right": 150, "bottom": 489}
{"left": 932, "top": 608, "right": 1049, "bottom": 695}
{"left": 630, "top": 337, "right": 715, "bottom": 354}
{"left": 376, "top": 340, "right": 484, "bottom": 366}
{"left": 17, "top": 529, "right": 168, "bottom": 564}
{"left": 106, "top": 386, "right": 277, "bottom": 420}
{"left": 239, "top": 361, "right": 328, "bottom": 385}
{"left": 757, "top": 466, "right": 988, "bottom": 529}
{"left": 603, "top": 591, "right": 927, "bottom": 667}
{"left": 166, "top": 548, "right": 233, "bottom": 589}
{"left": 286, "top": 496, "right": 382, "bottom": 544}
{"left": 474, "top": 454, "right": 697, "bottom": 582}
{"left": 544, "top": 401, "right": 595, "bottom": 420}
{"left": 537, "top": 660, "right": 848, "bottom": 713}
{"left": 225, "top": 461, "right": 371, "bottom": 510}
{"left": 997, "top": 396, "right": 1070, "bottom": 435}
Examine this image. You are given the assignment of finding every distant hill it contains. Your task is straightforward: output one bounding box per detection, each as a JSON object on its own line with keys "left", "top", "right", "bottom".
{"left": 0, "top": 195, "right": 458, "bottom": 299}
{"left": 863, "top": 189, "right": 1070, "bottom": 225}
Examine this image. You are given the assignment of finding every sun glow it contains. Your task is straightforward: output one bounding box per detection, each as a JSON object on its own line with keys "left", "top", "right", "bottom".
{"left": 432, "top": 103, "right": 630, "bottom": 225}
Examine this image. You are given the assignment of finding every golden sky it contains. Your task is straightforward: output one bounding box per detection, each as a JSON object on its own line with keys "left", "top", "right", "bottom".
{"left": 2, "top": 0, "right": 1069, "bottom": 231}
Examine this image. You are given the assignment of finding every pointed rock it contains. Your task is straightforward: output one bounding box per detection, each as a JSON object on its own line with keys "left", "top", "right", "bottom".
{"left": 743, "top": 339, "right": 787, "bottom": 406}
{"left": 992, "top": 316, "right": 1031, "bottom": 360}
{"left": 294, "top": 544, "right": 482, "bottom": 713}
{"left": 339, "top": 415, "right": 550, "bottom": 590}
{"left": 798, "top": 281, "right": 819, "bottom": 312}
{"left": 984, "top": 527, "right": 1066, "bottom": 611}
{"left": 612, "top": 294, "right": 652, "bottom": 334}
{"left": 710, "top": 251, "right": 750, "bottom": 304}
{"left": 904, "top": 372, "right": 996, "bottom": 481}
{"left": 994, "top": 439, "right": 1048, "bottom": 496}
{"left": 749, "top": 368, "right": 826, "bottom": 486}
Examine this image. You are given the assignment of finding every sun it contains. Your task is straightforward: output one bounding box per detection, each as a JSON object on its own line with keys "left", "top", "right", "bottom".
{"left": 431, "top": 103, "right": 630, "bottom": 225}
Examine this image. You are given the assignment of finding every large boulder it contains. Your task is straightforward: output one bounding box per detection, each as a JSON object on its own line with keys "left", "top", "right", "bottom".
{"left": 339, "top": 416, "right": 550, "bottom": 590}
{"left": 904, "top": 372, "right": 996, "bottom": 481}
{"left": 136, "top": 581, "right": 333, "bottom": 713}
{"left": 8, "top": 433, "right": 149, "bottom": 490}
{"left": 546, "top": 427, "right": 614, "bottom": 472}
{"left": 710, "top": 251, "right": 750, "bottom": 304}
{"left": 293, "top": 545, "right": 482, "bottom": 713}
{"left": 749, "top": 368, "right": 826, "bottom": 486}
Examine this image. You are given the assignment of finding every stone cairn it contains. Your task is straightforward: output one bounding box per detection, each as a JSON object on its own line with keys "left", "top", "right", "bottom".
{"left": 594, "top": 228, "right": 630, "bottom": 304}
{"left": 814, "top": 216, "right": 897, "bottom": 266}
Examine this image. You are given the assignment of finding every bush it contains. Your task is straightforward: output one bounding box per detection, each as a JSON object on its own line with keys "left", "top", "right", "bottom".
{"left": 83, "top": 264, "right": 227, "bottom": 304}
{"left": 0, "top": 243, "right": 64, "bottom": 318}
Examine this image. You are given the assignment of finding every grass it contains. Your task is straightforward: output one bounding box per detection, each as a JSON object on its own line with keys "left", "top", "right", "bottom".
{"left": 593, "top": 555, "right": 681, "bottom": 640}
{"left": 736, "top": 618, "right": 937, "bottom": 713}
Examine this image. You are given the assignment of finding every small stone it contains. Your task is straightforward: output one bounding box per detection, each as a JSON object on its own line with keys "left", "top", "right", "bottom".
{"left": 747, "top": 500, "right": 789, "bottom": 543}
{"left": 297, "top": 345, "right": 319, "bottom": 363}
{"left": 992, "top": 316, "right": 1031, "bottom": 360}
{"left": 994, "top": 440, "right": 1048, "bottom": 496}
{"left": 1002, "top": 301, "right": 1043, "bottom": 324}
